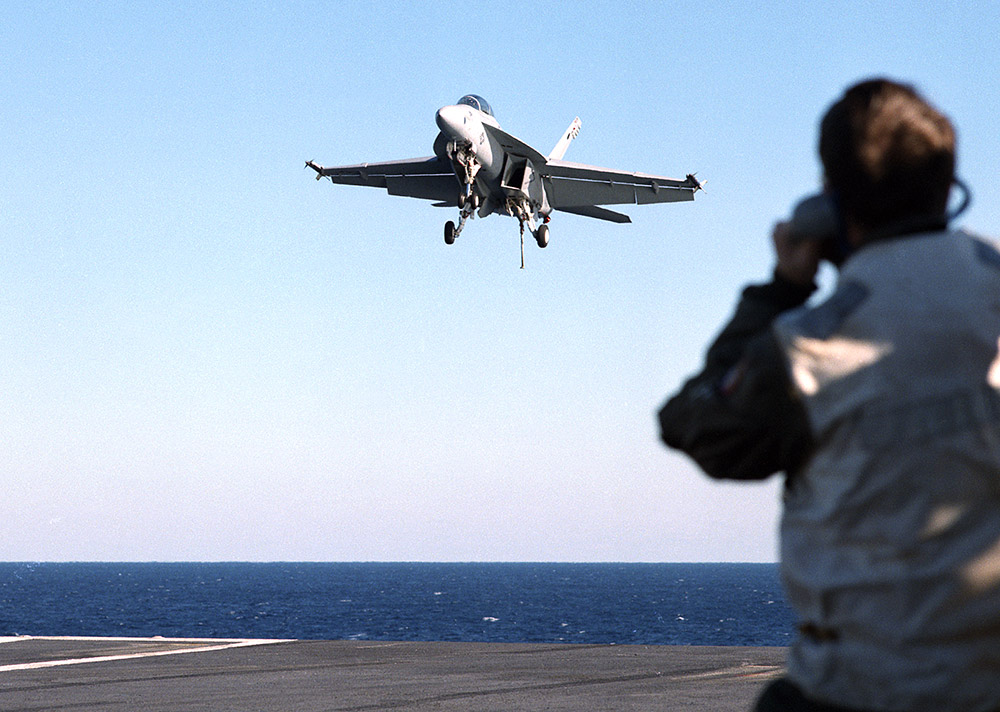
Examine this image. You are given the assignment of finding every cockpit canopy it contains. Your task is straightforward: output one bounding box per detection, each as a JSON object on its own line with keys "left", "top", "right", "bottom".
{"left": 457, "top": 94, "right": 494, "bottom": 118}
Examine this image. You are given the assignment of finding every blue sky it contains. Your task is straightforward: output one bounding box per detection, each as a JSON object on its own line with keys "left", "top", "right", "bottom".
{"left": 3, "top": 2, "right": 999, "bottom": 562}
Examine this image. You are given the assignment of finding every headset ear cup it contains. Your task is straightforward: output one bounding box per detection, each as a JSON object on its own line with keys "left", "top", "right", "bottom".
{"left": 948, "top": 178, "right": 972, "bottom": 221}
{"left": 789, "top": 194, "right": 839, "bottom": 242}
{"left": 788, "top": 191, "right": 851, "bottom": 265}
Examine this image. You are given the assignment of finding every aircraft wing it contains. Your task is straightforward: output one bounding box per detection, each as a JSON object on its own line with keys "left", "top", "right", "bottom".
{"left": 541, "top": 160, "right": 701, "bottom": 220}
{"left": 480, "top": 124, "right": 700, "bottom": 223}
{"left": 306, "top": 157, "right": 459, "bottom": 203}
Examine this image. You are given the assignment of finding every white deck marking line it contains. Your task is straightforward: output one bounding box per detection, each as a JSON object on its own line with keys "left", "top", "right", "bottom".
{"left": 666, "top": 664, "right": 785, "bottom": 681}
{"left": 0, "top": 637, "right": 293, "bottom": 673}
{"left": 8, "top": 636, "right": 281, "bottom": 643}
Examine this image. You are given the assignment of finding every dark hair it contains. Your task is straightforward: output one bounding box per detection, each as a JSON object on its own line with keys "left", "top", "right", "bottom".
{"left": 819, "top": 78, "right": 955, "bottom": 231}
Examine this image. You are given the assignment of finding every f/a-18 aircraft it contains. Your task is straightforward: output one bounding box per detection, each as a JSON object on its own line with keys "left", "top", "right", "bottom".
{"left": 306, "top": 94, "right": 702, "bottom": 254}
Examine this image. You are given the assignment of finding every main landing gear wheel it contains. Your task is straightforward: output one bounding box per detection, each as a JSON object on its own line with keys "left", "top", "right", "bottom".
{"left": 444, "top": 221, "right": 456, "bottom": 245}
{"left": 535, "top": 224, "right": 549, "bottom": 248}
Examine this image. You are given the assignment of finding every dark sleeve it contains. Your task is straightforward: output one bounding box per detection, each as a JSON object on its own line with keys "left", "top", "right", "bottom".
{"left": 658, "top": 272, "right": 816, "bottom": 480}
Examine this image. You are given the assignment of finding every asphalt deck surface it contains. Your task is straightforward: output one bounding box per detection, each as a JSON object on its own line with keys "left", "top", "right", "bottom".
{"left": 0, "top": 636, "right": 786, "bottom": 711}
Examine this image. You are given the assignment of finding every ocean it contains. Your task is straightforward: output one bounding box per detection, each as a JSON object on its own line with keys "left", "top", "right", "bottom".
{"left": 0, "top": 562, "right": 795, "bottom": 646}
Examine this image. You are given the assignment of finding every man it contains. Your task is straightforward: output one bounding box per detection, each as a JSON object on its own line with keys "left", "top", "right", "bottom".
{"left": 659, "top": 78, "right": 1000, "bottom": 711}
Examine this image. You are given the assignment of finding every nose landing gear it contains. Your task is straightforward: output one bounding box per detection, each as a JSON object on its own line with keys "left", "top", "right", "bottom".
{"left": 444, "top": 195, "right": 479, "bottom": 245}
{"left": 444, "top": 144, "right": 482, "bottom": 246}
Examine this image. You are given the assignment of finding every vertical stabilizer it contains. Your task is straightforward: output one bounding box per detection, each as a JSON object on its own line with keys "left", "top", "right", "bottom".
{"left": 548, "top": 117, "right": 582, "bottom": 160}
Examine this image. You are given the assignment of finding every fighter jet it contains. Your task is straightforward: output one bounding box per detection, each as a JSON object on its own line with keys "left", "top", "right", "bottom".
{"left": 306, "top": 94, "right": 702, "bottom": 253}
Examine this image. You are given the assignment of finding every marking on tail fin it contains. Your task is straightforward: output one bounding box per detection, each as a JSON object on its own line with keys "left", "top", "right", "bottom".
{"left": 549, "top": 117, "right": 582, "bottom": 160}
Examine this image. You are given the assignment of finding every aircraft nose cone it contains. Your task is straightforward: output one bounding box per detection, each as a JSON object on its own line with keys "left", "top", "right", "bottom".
{"left": 435, "top": 105, "right": 465, "bottom": 138}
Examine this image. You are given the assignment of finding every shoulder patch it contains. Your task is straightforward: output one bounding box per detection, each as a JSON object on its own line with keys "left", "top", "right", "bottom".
{"left": 974, "top": 238, "right": 1000, "bottom": 272}
{"left": 780, "top": 280, "right": 869, "bottom": 340}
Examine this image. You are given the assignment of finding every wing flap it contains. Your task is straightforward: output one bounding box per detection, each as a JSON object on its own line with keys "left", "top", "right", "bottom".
{"left": 386, "top": 174, "right": 460, "bottom": 202}
{"left": 634, "top": 183, "right": 698, "bottom": 205}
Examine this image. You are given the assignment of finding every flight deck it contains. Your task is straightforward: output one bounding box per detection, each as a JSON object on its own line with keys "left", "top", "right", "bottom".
{"left": 0, "top": 636, "right": 784, "bottom": 711}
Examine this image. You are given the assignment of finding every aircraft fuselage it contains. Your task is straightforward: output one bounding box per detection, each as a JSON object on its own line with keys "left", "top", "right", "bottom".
{"left": 434, "top": 103, "right": 504, "bottom": 182}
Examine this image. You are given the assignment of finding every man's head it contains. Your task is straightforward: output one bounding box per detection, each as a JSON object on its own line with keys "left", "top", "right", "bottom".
{"left": 819, "top": 78, "right": 956, "bottom": 238}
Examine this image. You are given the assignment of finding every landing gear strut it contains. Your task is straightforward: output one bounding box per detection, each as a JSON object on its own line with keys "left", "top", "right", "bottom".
{"left": 454, "top": 146, "right": 480, "bottom": 198}
{"left": 504, "top": 198, "right": 550, "bottom": 267}
{"left": 443, "top": 199, "right": 477, "bottom": 245}
{"left": 444, "top": 145, "right": 481, "bottom": 246}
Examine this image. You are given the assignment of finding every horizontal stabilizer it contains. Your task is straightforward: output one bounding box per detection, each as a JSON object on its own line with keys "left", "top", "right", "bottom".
{"left": 556, "top": 205, "right": 631, "bottom": 223}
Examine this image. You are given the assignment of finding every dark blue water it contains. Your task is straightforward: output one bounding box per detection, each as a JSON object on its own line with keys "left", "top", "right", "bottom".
{"left": 0, "top": 562, "right": 794, "bottom": 646}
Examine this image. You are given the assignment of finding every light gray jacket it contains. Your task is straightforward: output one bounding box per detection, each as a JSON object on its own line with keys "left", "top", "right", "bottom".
{"left": 774, "top": 229, "right": 1000, "bottom": 710}
{"left": 661, "top": 229, "right": 1000, "bottom": 710}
